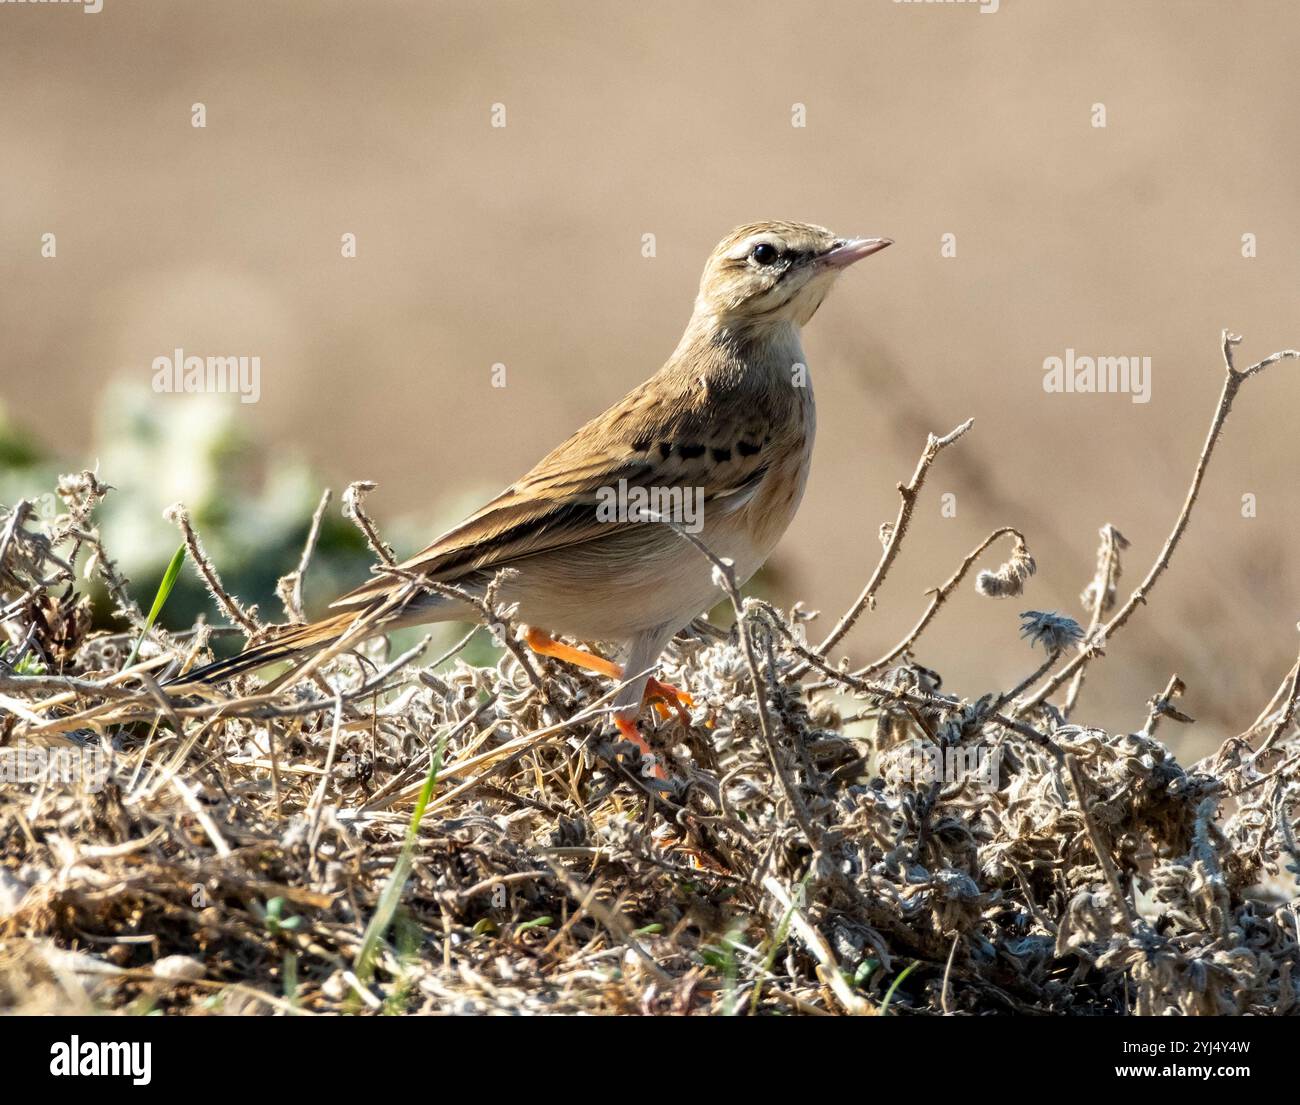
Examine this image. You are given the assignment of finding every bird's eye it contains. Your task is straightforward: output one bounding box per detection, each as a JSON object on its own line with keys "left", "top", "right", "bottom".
{"left": 751, "top": 243, "right": 779, "bottom": 266}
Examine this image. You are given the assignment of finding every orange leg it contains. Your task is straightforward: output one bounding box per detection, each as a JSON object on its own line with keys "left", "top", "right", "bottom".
{"left": 523, "top": 627, "right": 622, "bottom": 679}
{"left": 614, "top": 715, "right": 668, "bottom": 781}
{"left": 523, "top": 628, "right": 693, "bottom": 718}
{"left": 524, "top": 627, "right": 695, "bottom": 780}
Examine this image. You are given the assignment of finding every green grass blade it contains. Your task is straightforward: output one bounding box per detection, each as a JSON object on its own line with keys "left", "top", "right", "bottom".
{"left": 880, "top": 960, "right": 919, "bottom": 1016}
{"left": 354, "top": 732, "right": 448, "bottom": 985}
{"left": 125, "top": 543, "right": 186, "bottom": 669}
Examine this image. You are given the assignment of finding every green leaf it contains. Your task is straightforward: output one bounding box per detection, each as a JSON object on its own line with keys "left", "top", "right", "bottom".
{"left": 125, "top": 543, "right": 186, "bottom": 669}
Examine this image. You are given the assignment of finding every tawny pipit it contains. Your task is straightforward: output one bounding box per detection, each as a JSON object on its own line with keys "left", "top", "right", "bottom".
{"left": 173, "top": 221, "right": 891, "bottom": 774}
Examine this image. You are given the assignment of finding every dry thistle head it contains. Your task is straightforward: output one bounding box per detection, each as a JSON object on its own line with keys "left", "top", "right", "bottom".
{"left": 55, "top": 469, "right": 111, "bottom": 528}
{"left": 1019, "top": 610, "right": 1084, "bottom": 652}
{"left": 976, "top": 535, "right": 1036, "bottom": 598}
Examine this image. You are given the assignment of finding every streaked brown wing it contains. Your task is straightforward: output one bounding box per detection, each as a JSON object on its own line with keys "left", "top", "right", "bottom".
{"left": 330, "top": 370, "right": 778, "bottom": 611}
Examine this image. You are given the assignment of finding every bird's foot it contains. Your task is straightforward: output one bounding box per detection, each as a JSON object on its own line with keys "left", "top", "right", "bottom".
{"left": 644, "top": 677, "right": 694, "bottom": 724}
{"left": 614, "top": 714, "right": 669, "bottom": 782}
{"left": 525, "top": 626, "right": 697, "bottom": 725}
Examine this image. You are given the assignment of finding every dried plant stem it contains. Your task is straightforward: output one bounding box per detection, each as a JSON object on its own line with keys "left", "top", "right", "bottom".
{"left": 763, "top": 875, "right": 869, "bottom": 1015}
{"left": 1141, "top": 673, "right": 1190, "bottom": 739}
{"left": 278, "top": 488, "right": 332, "bottom": 624}
{"left": 1244, "top": 658, "right": 1300, "bottom": 741}
{"left": 992, "top": 647, "right": 1061, "bottom": 715}
{"left": 546, "top": 866, "right": 671, "bottom": 985}
{"left": 67, "top": 525, "right": 144, "bottom": 631}
{"left": 768, "top": 613, "right": 1059, "bottom": 754}
{"left": 415, "top": 575, "right": 544, "bottom": 692}
{"left": 1255, "top": 637, "right": 1300, "bottom": 759}
{"left": 1021, "top": 333, "right": 1299, "bottom": 710}
{"left": 856, "top": 526, "right": 1025, "bottom": 676}
{"left": 1198, "top": 643, "right": 1300, "bottom": 779}
{"left": 1061, "top": 524, "right": 1127, "bottom": 718}
{"left": 797, "top": 417, "right": 974, "bottom": 673}
{"left": 1065, "top": 754, "right": 1135, "bottom": 935}
{"left": 0, "top": 501, "right": 32, "bottom": 575}
{"left": 166, "top": 503, "right": 262, "bottom": 636}
{"left": 342, "top": 482, "right": 396, "bottom": 566}
{"left": 667, "top": 525, "right": 819, "bottom": 844}
{"left": 940, "top": 932, "right": 960, "bottom": 1015}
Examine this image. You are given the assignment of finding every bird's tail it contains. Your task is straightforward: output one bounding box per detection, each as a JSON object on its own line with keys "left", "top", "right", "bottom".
{"left": 164, "top": 610, "right": 364, "bottom": 688}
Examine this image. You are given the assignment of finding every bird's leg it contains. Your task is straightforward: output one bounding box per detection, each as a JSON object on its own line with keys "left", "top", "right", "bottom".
{"left": 522, "top": 628, "right": 693, "bottom": 720}
{"left": 524, "top": 626, "right": 695, "bottom": 781}
{"left": 611, "top": 713, "right": 667, "bottom": 780}
{"left": 522, "top": 626, "right": 621, "bottom": 679}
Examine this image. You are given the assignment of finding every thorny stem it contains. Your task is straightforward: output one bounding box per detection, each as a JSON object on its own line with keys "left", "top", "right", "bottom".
{"left": 1020, "top": 333, "right": 1299, "bottom": 711}
{"left": 795, "top": 417, "right": 974, "bottom": 675}
{"left": 855, "top": 526, "right": 1026, "bottom": 677}
{"left": 166, "top": 503, "right": 262, "bottom": 636}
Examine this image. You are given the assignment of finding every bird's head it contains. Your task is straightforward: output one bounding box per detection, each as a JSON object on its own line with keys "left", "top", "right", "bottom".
{"left": 693, "top": 221, "right": 891, "bottom": 330}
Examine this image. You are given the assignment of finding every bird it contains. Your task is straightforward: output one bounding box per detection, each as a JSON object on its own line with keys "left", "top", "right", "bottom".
{"left": 168, "top": 221, "right": 891, "bottom": 777}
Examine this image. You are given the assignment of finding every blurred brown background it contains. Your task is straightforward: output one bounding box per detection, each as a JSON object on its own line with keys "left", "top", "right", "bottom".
{"left": 2, "top": 0, "right": 1298, "bottom": 755}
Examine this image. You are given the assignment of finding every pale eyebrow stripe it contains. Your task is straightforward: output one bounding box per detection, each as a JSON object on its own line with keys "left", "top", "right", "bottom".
{"left": 726, "top": 236, "right": 783, "bottom": 261}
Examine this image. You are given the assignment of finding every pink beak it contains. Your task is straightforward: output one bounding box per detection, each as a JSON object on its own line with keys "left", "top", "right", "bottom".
{"left": 820, "top": 237, "right": 893, "bottom": 269}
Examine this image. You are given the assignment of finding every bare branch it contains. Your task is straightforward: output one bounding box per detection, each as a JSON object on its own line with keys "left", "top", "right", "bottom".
{"left": 277, "top": 488, "right": 332, "bottom": 624}
{"left": 342, "top": 481, "right": 396, "bottom": 566}
{"left": 164, "top": 502, "right": 261, "bottom": 636}
{"left": 1021, "top": 333, "right": 1299, "bottom": 710}
{"left": 798, "top": 417, "right": 974, "bottom": 674}
{"left": 856, "top": 526, "right": 1028, "bottom": 677}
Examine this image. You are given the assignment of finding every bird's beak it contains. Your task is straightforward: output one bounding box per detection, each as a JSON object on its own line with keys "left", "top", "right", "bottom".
{"left": 820, "top": 237, "right": 893, "bottom": 269}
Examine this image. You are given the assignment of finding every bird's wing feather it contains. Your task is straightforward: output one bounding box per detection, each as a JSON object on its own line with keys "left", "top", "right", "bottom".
{"left": 330, "top": 370, "right": 782, "bottom": 609}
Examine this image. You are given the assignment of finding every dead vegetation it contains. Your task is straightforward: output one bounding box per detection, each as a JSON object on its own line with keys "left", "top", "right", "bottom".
{"left": 0, "top": 332, "right": 1298, "bottom": 1016}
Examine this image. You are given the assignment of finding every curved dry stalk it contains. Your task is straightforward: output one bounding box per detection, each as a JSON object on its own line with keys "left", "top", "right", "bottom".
{"left": 341, "top": 481, "right": 396, "bottom": 566}
{"left": 1020, "top": 332, "right": 1299, "bottom": 711}
{"left": 855, "top": 526, "right": 1027, "bottom": 677}
{"left": 758, "top": 605, "right": 1060, "bottom": 755}
{"left": 165, "top": 502, "right": 262, "bottom": 636}
{"left": 277, "top": 488, "right": 332, "bottom": 624}
{"left": 664, "top": 523, "right": 820, "bottom": 845}
{"left": 1255, "top": 636, "right": 1300, "bottom": 760}
{"left": 794, "top": 417, "right": 974, "bottom": 676}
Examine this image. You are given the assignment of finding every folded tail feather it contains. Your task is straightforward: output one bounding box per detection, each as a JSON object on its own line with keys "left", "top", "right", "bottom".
{"left": 164, "top": 610, "right": 364, "bottom": 688}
